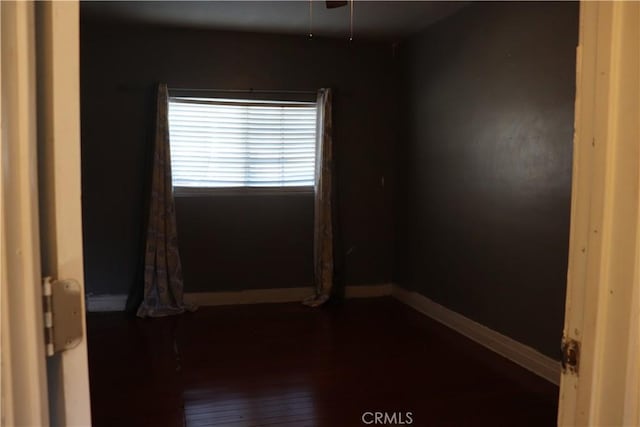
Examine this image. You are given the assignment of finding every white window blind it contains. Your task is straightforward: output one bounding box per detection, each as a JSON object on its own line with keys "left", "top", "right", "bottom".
{"left": 168, "top": 97, "right": 317, "bottom": 189}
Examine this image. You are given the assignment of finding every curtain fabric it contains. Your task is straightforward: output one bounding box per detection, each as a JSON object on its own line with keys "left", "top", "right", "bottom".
{"left": 137, "top": 83, "right": 195, "bottom": 318}
{"left": 303, "top": 88, "right": 334, "bottom": 307}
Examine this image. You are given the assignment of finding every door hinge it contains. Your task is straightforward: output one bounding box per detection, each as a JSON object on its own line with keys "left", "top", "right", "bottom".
{"left": 42, "top": 277, "right": 84, "bottom": 357}
{"left": 561, "top": 336, "right": 580, "bottom": 375}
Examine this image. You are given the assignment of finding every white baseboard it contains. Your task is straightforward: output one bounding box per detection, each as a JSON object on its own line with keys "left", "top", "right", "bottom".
{"left": 85, "top": 294, "right": 128, "bottom": 312}
{"left": 184, "top": 287, "right": 314, "bottom": 306}
{"left": 86, "top": 283, "right": 393, "bottom": 312}
{"left": 345, "top": 283, "right": 393, "bottom": 298}
{"left": 391, "top": 285, "right": 561, "bottom": 385}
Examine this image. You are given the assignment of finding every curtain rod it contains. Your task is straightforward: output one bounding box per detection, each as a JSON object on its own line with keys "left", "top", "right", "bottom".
{"left": 168, "top": 87, "right": 317, "bottom": 95}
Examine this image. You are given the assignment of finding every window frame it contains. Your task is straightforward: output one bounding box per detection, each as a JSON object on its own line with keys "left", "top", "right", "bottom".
{"left": 167, "top": 92, "right": 318, "bottom": 197}
{"left": 173, "top": 185, "right": 315, "bottom": 197}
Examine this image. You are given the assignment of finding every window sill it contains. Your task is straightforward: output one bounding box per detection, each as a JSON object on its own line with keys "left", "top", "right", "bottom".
{"left": 173, "top": 186, "right": 314, "bottom": 197}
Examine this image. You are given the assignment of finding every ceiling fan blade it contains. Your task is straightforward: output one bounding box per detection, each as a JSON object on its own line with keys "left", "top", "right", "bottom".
{"left": 326, "top": 1, "right": 348, "bottom": 9}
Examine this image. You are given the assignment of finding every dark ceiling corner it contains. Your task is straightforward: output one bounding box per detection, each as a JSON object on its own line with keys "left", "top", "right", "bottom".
{"left": 80, "top": 1, "right": 469, "bottom": 41}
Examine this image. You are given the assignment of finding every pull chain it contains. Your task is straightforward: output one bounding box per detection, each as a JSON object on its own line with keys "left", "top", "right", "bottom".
{"left": 309, "top": 0, "right": 313, "bottom": 38}
{"left": 349, "top": 0, "right": 354, "bottom": 41}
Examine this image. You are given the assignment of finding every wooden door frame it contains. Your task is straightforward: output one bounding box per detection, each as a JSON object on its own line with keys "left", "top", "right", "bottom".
{"left": 1, "top": 2, "right": 50, "bottom": 426}
{"left": 36, "top": 1, "right": 92, "bottom": 425}
{"left": 1, "top": 1, "right": 90, "bottom": 426}
{"left": 558, "top": 1, "right": 639, "bottom": 425}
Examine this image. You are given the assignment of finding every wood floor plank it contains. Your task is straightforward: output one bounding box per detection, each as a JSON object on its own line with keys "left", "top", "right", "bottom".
{"left": 88, "top": 297, "right": 558, "bottom": 427}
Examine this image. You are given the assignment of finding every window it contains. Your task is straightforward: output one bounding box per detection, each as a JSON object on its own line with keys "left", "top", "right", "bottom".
{"left": 168, "top": 96, "right": 317, "bottom": 193}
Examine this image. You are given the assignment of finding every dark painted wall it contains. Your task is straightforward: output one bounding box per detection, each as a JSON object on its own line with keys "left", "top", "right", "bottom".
{"left": 81, "top": 23, "right": 397, "bottom": 295}
{"left": 397, "top": 2, "right": 578, "bottom": 358}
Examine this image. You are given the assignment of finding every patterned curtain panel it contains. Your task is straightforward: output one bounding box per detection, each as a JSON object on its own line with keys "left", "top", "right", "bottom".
{"left": 137, "top": 83, "right": 195, "bottom": 318}
{"left": 304, "top": 88, "right": 334, "bottom": 307}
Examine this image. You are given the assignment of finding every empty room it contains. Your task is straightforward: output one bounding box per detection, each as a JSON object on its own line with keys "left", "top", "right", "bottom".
{"left": 3, "top": 0, "right": 638, "bottom": 426}
{"left": 79, "top": 1, "right": 575, "bottom": 425}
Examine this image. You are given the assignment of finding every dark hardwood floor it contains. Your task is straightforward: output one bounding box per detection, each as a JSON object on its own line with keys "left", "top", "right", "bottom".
{"left": 87, "top": 297, "right": 558, "bottom": 427}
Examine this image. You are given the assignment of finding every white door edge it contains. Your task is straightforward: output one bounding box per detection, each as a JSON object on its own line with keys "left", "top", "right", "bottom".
{"left": 559, "top": 2, "right": 640, "bottom": 425}
{"left": 0, "top": 2, "right": 50, "bottom": 426}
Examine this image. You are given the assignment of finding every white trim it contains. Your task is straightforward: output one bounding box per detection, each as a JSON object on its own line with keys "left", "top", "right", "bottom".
{"left": 185, "top": 287, "right": 314, "bottom": 307}
{"left": 1, "top": 2, "right": 50, "bottom": 425}
{"left": 558, "top": 3, "right": 640, "bottom": 425}
{"left": 174, "top": 185, "right": 314, "bottom": 198}
{"left": 38, "top": 3, "right": 92, "bottom": 424}
{"left": 345, "top": 283, "right": 393, "bottom": 298}
{"left": 85, "top": 295, "right": 128, "bottom": 312}
{"left": 391, "top": 285, "right": 561, "bottom": 385}
{"left": 86, "top": 284, "right": 393, "bottom": 312}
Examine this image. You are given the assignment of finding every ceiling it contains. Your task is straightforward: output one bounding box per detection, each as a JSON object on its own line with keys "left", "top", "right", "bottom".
{"left": 81, "top": 1, "right": 467, "bottom": 40}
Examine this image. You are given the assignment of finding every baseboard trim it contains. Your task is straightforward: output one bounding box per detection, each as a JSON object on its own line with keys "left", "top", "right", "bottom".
{"left": 185, "top": 287, "right": 314, "bottom": 307}
{"left": 86, "top": 283, "right": 393, "bottom": 312}
{"left": 86, "top": 294, "right": 128, "bottom": 312}
{"left": 345, "top": 283, "right": 393, "bottom": 298}
{"left": 391, "top": 285, "right": 561, "bottom": 385}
